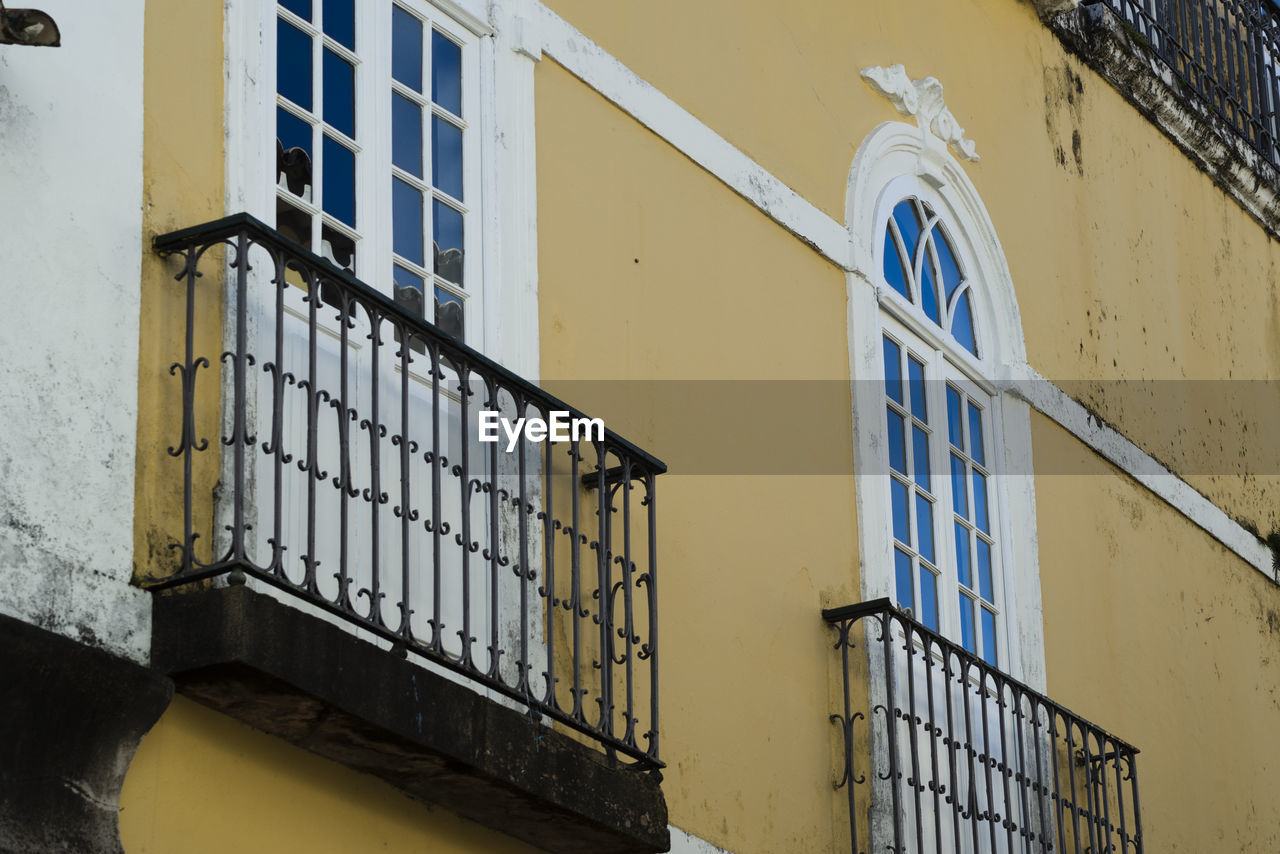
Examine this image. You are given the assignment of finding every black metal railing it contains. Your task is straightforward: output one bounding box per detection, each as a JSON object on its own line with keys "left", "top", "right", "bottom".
{"left": 824, "top": 600, "right": 1143, "bottom": 853}
{"left": 1098, "top": 0, "right": 1280, "bottom": 168}
{"left": 150, "top": 214, "right": 666, "bottom": 770}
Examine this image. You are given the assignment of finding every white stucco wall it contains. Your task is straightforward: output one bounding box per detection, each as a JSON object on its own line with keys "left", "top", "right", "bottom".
{"left": 0, "top": 0, "right": 149, "bottom": 662}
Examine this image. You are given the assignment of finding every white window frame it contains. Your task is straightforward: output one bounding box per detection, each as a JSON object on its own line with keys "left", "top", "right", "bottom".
{"left": 845, "top": 124, "right": 1045, "bottom": 690}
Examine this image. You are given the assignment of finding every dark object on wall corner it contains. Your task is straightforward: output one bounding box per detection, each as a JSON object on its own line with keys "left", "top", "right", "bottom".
{"left": 0, "top": 0, "right": 60, "bottom": 46}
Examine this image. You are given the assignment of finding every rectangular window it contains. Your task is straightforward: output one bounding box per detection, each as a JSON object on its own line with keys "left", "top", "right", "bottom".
{"left": 882, "top": 321, "right": 1002, "bottom": 664}
{"left": 274, "top": 0, "right": 478, "bottom": 341}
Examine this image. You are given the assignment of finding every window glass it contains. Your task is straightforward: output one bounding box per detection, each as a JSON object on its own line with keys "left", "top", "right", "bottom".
{"left": 323, "top": 0, "right": 354, "bottom": 49}
{"left": 278, "top": 20, "right": 312, "bottom": 110}
{"left": 392, "top": 6, "right": 423, "bottom": 91}
{"left": 432, "top": 31, "right": 462, "bottom": 115}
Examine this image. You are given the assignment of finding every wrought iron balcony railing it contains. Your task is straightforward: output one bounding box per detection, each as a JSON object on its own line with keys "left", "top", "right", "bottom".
{"left": 824, "top": 600, "right": 1143, "bottom": 853}
{"left": 1099, "top": 0, "right": 1280, "bottom": 170}
{"left": 150, "top": 214, "right": 666, "bottom": 770}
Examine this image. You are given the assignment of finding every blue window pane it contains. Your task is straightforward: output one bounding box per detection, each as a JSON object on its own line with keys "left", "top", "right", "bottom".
{"left": 946, "top": 386, "right": 963, "bottom": 449}
{"left": 392, "top": 178, "right": 423, "bottom": 266}
{"left": 973, "top": 472, "right": 989, "bottom": 534}
{"left": 954, "top": 522, "right": 971, "bottom": 587}
{"left": 277, "top": 19, "right": 312, "bottom": 110}
{"left": 959, "top": 593, "right": 975, "bottom": 652}
{"left": 432, "top": 31, "right": 462, "bottom": 116}
{"left": 393, "top": 265, "right": 425, "bottom": 318}
{"left": 887, "top": 409, "right": 906, "bottom": 474}
{"left": 435, "top": 287, "right": 464, "bottom": 339}
{"left": 952, "top": 290, "right": 978, "bottom": 356}
{"left": 280, "top": 0, "right": 311, "bottom": 21}
{"left": 950, "top": 454, "right": 968, "bottom": 518}
{"left": 883, "top": 228, "right": 910, "bottom": 299}
{"left": 919, "top": 567, "right": 938, "bottom": 631}
{"left": 433, "top": 199, "right": 465, "bottom": 285}
{"left": 392, "top": 5, "right": 423, "bottom": 91}
{"left": 908, "top": 356, "right": 926, "bottom": 421}
{"left": 322, "top": 0, "right": 354, "bottom": 49}
{"left": 432, "top": 116, "right": 464, "bottom": 200}
{"left": 323, "top": 49, "right": 354, "bottom": 138}
{"left": 892, "top": 200, "right": 921, "bottom": 261}
{"left": 392, "top": 93, "right": 423, "bottom": 178}
{"left": 921, "top": 248, "right": 941, "bottom": 325}
{"left": 916, "top": 495, "right": 934, "bottom": 564}
{"left": 322, "top": 136, "right": 355, "bottom": 225}
{"left": 882, "top": 337, "right": 902, "bottom": 404}
{"left": 911, "top": 425, "right": 930, "bottom": 490}
{"left": 968, "top": 402, "right": 985, "bottom": 466}
{"left": 894, "top": 548, "right": 914, "bottom": 613}
{"left": 277, "top": 107, "right": 311, "bottom": 155}
{"left": 977, "top": 539, "right": 994, "bottom": 602}
{"left": 891, "top": 479, "right": 909, "bottom": 545}
{"left": 981, "top": 608, "right": 997, "bottom": 665}
{"left": 276, "top": 108, "right": 312, "bottom": 199}
{"left": 935, "top": 227, "right": 962, "bottom": 302}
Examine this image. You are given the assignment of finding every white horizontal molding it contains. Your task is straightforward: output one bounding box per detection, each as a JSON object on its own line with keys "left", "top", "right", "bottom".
{"left": 530, "top": 1, "right": 851, "bottom": 269}
{"left": 1005, "top": 364, "right": 1276, "bottom": 582}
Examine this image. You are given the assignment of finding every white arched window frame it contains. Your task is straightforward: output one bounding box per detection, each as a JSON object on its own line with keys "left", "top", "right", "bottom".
{"left": 845, "top": 122, "right": 1045, "bottom": 689}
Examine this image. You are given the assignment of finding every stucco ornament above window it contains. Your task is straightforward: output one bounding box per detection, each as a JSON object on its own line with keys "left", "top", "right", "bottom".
{"left": 860, "top": 65, "right": 979, "bottom": 163}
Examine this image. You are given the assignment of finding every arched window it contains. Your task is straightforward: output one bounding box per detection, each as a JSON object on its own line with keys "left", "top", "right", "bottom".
{"left": 879, "top": 196, "right": 1000, "bottom": 664}
{"left": 845, "top": 120, "right": 1043, "bottom": 687}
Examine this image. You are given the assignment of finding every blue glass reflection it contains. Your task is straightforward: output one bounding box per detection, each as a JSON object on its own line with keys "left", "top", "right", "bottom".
{"left": 895, "top": 549, "right": 914, "bottom": 613}
{"left": 392, "top": 178, "right": 423, "bottom": 266}
{"left": 973, "top": 473, "right": 989, "bottom": 534}
{"left": 977, "top": 539, "right": 993, "bottom": 601}
{"left": 908, "top": 357, "right": 926, "bottom": 421}
{"left": 946, "top": 386, "right": 963, "bottom": 449}
{"left": 392, "top": 93, "right": 423, "bottom": 178}
{"left": 954, "top": 522, "right": 970, "bottom": 587}
{"left": 886, "top": 410, "right": 906, "bottom": 474}
{"left": 968, "top": 402, "right": 985, "bottom": 466}
{"left": 882, "top": 337, "right": 902, "bottom": 404}
{"left": 919, "top": 567, "right": 938, "bottom": 631}
{"left": 433, "top": 199, "right": 464, "bottom": 285}
{"left": 276, "top": 107, "right": 311, "bottom": 158}
{"left": 952, "top": 290, "right": 978, "bottom": 356}
{"left": 892, "top": 200, "right": 920, "bottom": 261}
{"left": 959, "top": 594, "right": 975, "bottom": 652}
{"left": 323, "top": 49, "right": 354, "bottom": 137}
{"left": 322, "top": 135, "right": 355, "bottom": 225}
{"left": 882, "top": 229, "right": 909, "bottom": 299}
{"left": 891, "top": 479, "right": 909, "bottom": 545}
{"left": 392, "top": 5, "right": 423, "bottom": 91}
{"left": 323, "top": 0, "right": 354, "bottom": 49}
{"left": 950, "top": 454, "right": 968, "bottom": 518}
{"left": 921, "top": 248, "right": 941, "bottom": 325}
{"left": 935, "top": 227, "right": 962, "bottom": 302}
{"left": 981, "top": 608, "right": 997, "bottom": 665}
{"left": 277, "top": 19, "right": 312, "bottom": 110}
{"left": 432, "top": 31, "right": 462, "bottom": 116}
{"left": 912, "top": 425, "right": 929, "bottom": 491}
{"left": 432, "top": 116, "right": 464, "bottom": 200}
{"left": 916, "top": 495, "right": 934, "bottom": 563}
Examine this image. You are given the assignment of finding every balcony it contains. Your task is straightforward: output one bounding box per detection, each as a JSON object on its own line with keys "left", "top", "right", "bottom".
{"left": 824, "top": 600, "right": 1144, "bottom": 854}
{"left": 1099, "top": 0, "right": 1280, "bottom": 169}
{"left": 145, "top": 214, "right": 668, "bottom": 853}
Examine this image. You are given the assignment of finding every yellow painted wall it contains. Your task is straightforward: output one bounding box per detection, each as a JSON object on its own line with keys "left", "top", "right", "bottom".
{"left": 121, "top": 697, "right": 542, "bottom": 854}
{"left": 535, "top": 58, "right": 857, "bottom": 853}
{"left": 541, "top": 0, "right": 1280, "bottom": 538}
{"left": 1033, "top": 411, "right": 1280, "bottom": 852}
{"left": 134, "top": 0, "right": 227, "bottom": 583}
